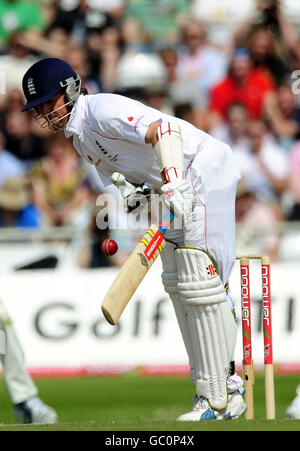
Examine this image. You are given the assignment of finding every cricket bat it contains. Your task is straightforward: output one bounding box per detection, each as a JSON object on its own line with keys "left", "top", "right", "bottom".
{"left": 101, "top": 209, "right": 174, "bottom": 325}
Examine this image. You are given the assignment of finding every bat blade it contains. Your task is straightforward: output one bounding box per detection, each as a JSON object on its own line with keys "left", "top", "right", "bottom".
{"left": 101, "top": 225, "right": 166, "bottom": 325}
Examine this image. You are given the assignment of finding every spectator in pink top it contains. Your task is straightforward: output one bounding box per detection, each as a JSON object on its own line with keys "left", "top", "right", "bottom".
{"left": 176, "top": 18, "right": 227, "bottom": 107}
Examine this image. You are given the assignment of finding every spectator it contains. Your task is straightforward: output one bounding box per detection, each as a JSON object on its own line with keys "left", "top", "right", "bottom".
{"left": 120, "top": 17, "right": 145, "bottom": 54}
{"left": 4, "top": 111, "right": 46, "bottom": 163}
{"left": 124, "top": 0, "right": 190, "bottom": 47}
{"left": 159, "top": 44, "right": 178, "bottom": 85}
{"left": 114, "top": 52, "right": 169, "bottom": 111}
{"left": 0, "top": 33, "right": 37, "bottom": 109}
{"left": 234, "top": 119, "right": 288, "bottom": 203}
{"left": 173, "top": 102, "right": 197, "bottom": 126}
{"left": 234, "top": 0, "right": 300, "bottom": 70}
{"left": 0, "top": 176, "right": 40, "bottom": 228}
{"left": 30, "top": 135, "right": 91, "bottom": 229}
{"left": 82, "top": 0, "right": 126, "bottom": 18}
{"left": 191, "top": 0, "right": 254, "bottom": 50}
{"left": 98, "top": 25, "right": 121, "bottom": 92}
{"left": 0, "top": 0, "right": 45, "bottom": 48}
{"left": 209, "top": 48, "right": 275, "bottom": 123}
{"left": 159, "top": 43, "right": 209, "bottom": 129}
{"left": 80, "top": 0, "right": 126, "bottom": 30}
{"left": 175, "top": 18, "right": 227, "bottom": 108}
{"left": 235, "top": 180, "right": 282, "bottom": 262}
{"left": 210, "top": 103, "right": 250, "bottom": 151}
{"left": 0, "top": 131, "right": 25, "bottom": 185}
{"left": 50, "top": 0, "right": 125, "bottom": 45}
{"left": 247, "top": 26, "right": 290, "bottom": 86}
{"left": 49, "top": 1, "right": 82, "bottom": 35}
{"left": 17, "top": 26, "right": 71, "bottom": 60}
{"left": 3, "top": 87, "right": 25, "bottom": 114}
{"left": 264, "top": 81, "right": 300, "bottom": 149}
{"left": 65, "top": 44, "right": 101, "bottom": 94}
{"left": 286, "top": 141, "right": 300, "bottom": 220}
{"left": 158, "top": 43, "right": 190, "bottom": 115}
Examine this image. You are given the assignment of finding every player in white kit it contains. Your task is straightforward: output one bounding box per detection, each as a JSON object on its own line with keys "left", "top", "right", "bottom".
{"left": 21, "top": 58, "right": 246, "bottom": 420}
{"left": 0, "top": 299, "right": 57, "bottom": 424}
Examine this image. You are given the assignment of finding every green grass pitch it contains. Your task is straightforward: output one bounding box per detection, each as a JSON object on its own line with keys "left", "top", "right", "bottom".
{"left": 0, "top": 374, "right": 299, "bottom": 431}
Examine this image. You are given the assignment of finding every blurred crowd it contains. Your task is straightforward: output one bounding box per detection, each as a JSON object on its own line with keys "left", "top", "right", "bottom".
{"left": 1, "top": 0, "right": 300, "bottom": 264}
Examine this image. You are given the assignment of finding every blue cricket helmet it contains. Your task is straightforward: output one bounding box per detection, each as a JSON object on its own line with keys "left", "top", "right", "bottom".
{"left": 22, "top": 58, "right": 81, "bottom": 112}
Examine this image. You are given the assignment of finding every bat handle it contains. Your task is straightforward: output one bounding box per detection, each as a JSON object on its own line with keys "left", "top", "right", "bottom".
{"left": 158, "top": 209, "right": 174, "bottom": 235}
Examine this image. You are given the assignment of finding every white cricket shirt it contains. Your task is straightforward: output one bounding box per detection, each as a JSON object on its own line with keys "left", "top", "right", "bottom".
{"left": 64, "top": 93, "right": 209, "bottom": 189}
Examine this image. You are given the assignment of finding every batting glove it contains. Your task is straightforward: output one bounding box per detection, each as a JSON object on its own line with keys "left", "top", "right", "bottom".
{"left": 161, "top": 179, "right": 196, "bottom": 226}
{"left": 111, "top": 172, "right": 152, "bottom": 214}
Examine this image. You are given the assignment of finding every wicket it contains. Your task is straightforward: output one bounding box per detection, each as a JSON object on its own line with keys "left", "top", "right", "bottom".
{"left": 237, "top": 255, "right": 275, "bottom": 420}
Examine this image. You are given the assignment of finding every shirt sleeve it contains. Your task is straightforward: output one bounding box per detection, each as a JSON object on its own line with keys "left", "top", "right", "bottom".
{"left": 95, "top": 168, "right": 114, "bottom": 188}
{"left": 91, "top": 95, "right": 162, "bottom": 145}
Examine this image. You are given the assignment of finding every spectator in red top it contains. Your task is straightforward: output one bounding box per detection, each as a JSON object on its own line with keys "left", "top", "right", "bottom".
{"left": 209, "top": 48, "right": 275, "bottom": 122}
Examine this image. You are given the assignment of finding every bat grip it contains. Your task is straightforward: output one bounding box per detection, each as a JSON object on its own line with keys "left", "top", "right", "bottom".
{"left": 158, "top": 209, "right": 174, "bottom": 235}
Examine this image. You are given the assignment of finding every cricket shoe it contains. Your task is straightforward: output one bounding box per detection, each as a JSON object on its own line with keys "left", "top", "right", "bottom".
{"left": 177, "top": 395, "right": 217, "bottom": 421}
{"left": 177, "top": 389, "right": 246, "bottom": 421}
{"left": 286, "top": 385, "right": 300, "bottom": 419}
{"left": 13, "top": 396, "right": 57, "bottom": 424}
{"left": 215, "top": 388, "right": 247, "bottom": 420}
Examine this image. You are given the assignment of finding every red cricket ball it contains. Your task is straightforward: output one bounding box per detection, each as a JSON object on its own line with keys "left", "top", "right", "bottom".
{"left": 101, "top": 238, "right": 118, "bottom": 256}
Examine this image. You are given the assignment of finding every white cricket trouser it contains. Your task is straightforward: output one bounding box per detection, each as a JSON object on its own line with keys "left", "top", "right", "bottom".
{"left": 0, "top": 302, "right": 37, "bottom": 404}
{"left": 164, "top": 136, "right": 240, "bottom": 305}
{"left": 161, "top": 137, "right": 242, "bottom": 405}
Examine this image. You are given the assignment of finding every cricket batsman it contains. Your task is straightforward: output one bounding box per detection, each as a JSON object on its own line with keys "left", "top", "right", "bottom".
{"left": 21, "top": 58, "right": 246, "bottom": 420}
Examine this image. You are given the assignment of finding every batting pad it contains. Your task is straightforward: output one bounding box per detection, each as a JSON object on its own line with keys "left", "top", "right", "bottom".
{"left": 175, "top": 247, "right": 236, "bottom": 411}
{"left": 160, "top": 242, "right": 196, "bottom": 384}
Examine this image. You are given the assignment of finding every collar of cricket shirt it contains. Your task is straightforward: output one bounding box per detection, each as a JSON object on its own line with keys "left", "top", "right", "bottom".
{"left": 64, "top": 94, "right": 85, "bottom": 140}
